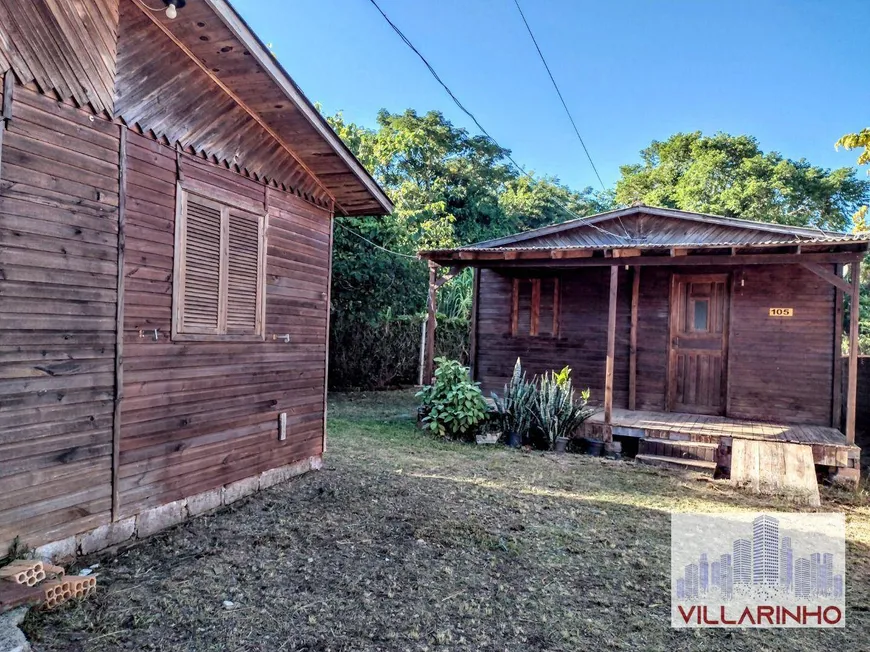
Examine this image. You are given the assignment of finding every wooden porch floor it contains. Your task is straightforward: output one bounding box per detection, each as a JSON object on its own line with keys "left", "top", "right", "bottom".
{"left": 587, "top": 408, "right": 849, "bottom": 447}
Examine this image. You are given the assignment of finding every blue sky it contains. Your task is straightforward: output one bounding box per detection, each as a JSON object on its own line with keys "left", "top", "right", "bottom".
{"left": 232, "top": 0, "right": 868, "bottom": 191}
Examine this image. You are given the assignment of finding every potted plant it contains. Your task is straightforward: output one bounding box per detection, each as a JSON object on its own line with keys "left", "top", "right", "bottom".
{"left": 491, "top": 358, "right": 534, "bottom": 447}
{"left": 531, "top": 367, "right": 594, "bottom": 453}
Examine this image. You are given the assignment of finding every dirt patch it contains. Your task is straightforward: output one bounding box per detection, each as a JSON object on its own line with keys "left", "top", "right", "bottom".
{"left": 23, "top": 390, "right": 870, "bottom": 651}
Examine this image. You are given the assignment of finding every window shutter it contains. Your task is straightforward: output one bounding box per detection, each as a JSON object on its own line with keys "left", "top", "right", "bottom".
{"left": 226, "top": 209, "right": 262, "bottom": 334}
{"left": 539, "top": 278, "right": 556, "bottom": 336}
{"left": 515, "top": 280, "right": 532, "bottom": 335}
{"left": 181, "top": 197, "right": 222, "bottom": 333}
{"left": 512, "top": 277, "right": 559, "bottom": 338}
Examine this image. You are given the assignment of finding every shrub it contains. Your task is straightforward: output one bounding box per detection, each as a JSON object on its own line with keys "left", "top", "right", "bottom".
{"left": 491, "top": 358, "right": 535, "bottom": 437}
{"left": 531, "top": 366, "right": 594, "bottom": 450}
{"left": 416, "top": 357, "right": 487, "bottom": 441}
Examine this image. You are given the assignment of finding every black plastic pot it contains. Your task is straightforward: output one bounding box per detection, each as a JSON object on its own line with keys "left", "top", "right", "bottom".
{"left": 585, "top": 438, "right": 604, "bottom": 457}
{"left": 554, "top": 437, "right": 569, "bottom": 454}
{"left": 506, "top": 430, "right": 522, "bottom": 448}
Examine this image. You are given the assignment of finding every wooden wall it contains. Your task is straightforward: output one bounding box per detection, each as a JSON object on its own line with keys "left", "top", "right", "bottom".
{"left": 0, "top": 84, "right": 120, "bottom": 551}
{"left": 474, "top": 263, "right": 836, "bottom": 426}
{"left": 475, "top": 267, "right": 632, "bottom": 406}
{"left": 0, "top": 86, "right": 332, "bottom": 550}
{"left": 118, "top": 132, "right": 330, "bottom": 518}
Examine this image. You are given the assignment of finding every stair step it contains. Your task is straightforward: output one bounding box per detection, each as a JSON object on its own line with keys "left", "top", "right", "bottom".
{"left": 639, "top": 438, "right": 719, "bottom": 462}
{"left": 643, "top": 438, "right": 718, "bottom": 448}
{"left": 635, "top": 454, "right": 717, "bottom": 475}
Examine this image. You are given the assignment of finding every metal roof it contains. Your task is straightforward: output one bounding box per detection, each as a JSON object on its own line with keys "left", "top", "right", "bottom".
{"left": 420, "top": 207, "right": 870, "bottom": 258}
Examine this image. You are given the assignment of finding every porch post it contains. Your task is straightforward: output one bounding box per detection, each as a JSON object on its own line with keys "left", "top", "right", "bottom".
{"left": 423, "top": 261, "right": 438, "bottom": 384}
{"left": 604, "top": 265, "right": 619, "bottom": 440}
{"left": 628, "top": 266, "right": 640, "bottom": 411}
{"left": 845, "top": 259, "right": 861, "bottom": 444}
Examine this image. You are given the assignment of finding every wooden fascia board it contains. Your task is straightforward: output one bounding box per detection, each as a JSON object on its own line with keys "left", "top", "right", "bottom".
{"left": 446, "top": 251, "right": 864, "bottom": 269}
{"left": 202, "top": 0, "right": 394, "bottom": 216}
{"left": 130, "top": 0, "right": 345, "bottom": 215}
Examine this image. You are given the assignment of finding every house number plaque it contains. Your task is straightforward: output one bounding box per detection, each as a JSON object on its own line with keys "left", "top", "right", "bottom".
{"left": 769, "top": 308, "right": 794, "bottom": 317}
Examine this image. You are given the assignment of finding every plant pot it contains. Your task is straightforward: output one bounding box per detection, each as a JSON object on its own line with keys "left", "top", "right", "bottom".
{"left": 604, "top": 441, "right": 622, "bottom": 459}
{"left": 506, "top": 430, "right": 522, "bottom": 448}
{"left": 476, "top": 432, "right": 501, "bottom": 445}
{"left": 554, "top": 436, "right": 569, "bottom": 454}
{"left": 584, "top": 438, "right": 604, "bottom": 457}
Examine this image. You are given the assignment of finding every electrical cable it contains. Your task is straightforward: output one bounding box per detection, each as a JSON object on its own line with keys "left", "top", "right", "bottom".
{"left": 367, "top": 0, "right": 628, "bottom": 243}
{"left": 335, "top": 221, "right": 420, "bottom": 260}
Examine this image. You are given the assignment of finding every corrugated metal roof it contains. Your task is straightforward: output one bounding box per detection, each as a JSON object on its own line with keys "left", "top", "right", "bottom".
{"left": 420, "top": 207, "right": 870, "bottom": 257}
{"left": 422, "top": 233, "right": 870, "bottom": 255}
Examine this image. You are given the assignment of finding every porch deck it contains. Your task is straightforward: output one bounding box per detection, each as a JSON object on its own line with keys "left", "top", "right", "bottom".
{"left": 585, "top": 408, "right": 858, "bottom": 469}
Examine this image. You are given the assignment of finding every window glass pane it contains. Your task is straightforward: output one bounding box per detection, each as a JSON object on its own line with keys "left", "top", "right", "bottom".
{"left": 693, "top": 300, "right": 709, "bottom": 331}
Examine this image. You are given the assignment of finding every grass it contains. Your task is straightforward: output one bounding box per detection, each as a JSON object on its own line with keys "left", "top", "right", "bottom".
{"left": 23, "top": 390, "right": 870, "bottom": 651}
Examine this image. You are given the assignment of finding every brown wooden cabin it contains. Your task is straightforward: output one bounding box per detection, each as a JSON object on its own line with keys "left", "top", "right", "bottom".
{"left": 421, "top": 206, "right": 868, "bottom": 482}
{"left": 0, "top": 0, "right": 392, "bottom": 556}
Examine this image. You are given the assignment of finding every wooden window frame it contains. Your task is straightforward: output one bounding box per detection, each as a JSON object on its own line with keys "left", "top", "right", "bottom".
{"left": 511, "top": 276, "right": 560, "bottom": 338}
{"left": 172, "top": 183, "right": 267, "bottom": 342}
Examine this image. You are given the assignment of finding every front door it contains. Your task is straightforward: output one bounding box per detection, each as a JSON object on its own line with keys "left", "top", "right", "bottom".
{"left": 668, "top": 274, "right": 730, "bottom": 415}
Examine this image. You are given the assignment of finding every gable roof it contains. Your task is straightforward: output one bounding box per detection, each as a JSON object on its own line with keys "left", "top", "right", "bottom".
{"left": 0, "top": 0, "right": 393, "bottom": 216}
{"left": 473, "top": 206, "right": 863, "bottom": 249}
{"left": 419, "top": 205, "right": 870, "bottom": 264}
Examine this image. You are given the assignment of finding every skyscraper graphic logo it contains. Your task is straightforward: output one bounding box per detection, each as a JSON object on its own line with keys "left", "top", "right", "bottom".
{"left": 671, "top": 513, "right": 845, "bottom": 628}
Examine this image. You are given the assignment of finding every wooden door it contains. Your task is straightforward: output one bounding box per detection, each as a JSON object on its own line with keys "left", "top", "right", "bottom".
{"left": 668, "top": 274, "right": 730, "bottom": 415}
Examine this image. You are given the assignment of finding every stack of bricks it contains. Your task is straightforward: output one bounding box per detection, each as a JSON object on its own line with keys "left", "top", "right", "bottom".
{"left": 0, "top": 560, "right": 45, "bottom": 586}
{"left": 0, "top": 560, "right": 96, "bottom": 610}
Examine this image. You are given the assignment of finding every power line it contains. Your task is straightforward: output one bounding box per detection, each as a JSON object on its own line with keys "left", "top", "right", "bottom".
{"left": 512, "top": 0, "right": 606, "bottom": 192}
{"left": 366, "top": 0, "right": 628, "bottom": 243}
{"left": 335, "top": 221, "right": 420, "bottom": 260}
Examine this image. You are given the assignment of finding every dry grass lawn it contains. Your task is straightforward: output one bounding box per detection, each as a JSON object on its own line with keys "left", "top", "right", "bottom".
{"left": 23, "top": 390, "right": 870, "bottom": 651}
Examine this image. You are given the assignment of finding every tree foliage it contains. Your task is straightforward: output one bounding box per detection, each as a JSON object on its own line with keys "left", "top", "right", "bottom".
{"left": 327, "top": 109, "right": 611, "bottom": 323}
{"left": 837, "top": 129, "right": 870, "bottom": 170}
{"left": 615, "top": 132, "right": 869, "bottom": 231}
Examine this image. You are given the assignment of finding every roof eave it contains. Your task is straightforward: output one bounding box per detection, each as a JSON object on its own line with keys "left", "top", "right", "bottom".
{"left": 205, "top": 0, "right": 394, "bottom": 216}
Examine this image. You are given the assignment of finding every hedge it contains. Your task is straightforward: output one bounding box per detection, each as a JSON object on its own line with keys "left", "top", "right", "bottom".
{"left": 329, "top": 313, "right": 469, "bottom": 390}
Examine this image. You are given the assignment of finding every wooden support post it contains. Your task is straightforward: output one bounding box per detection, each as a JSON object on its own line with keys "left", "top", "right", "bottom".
{"left": 604, "top": 266, "right": 619, "bottom": 440}
{"left": 111, "top": 127, "right": 128, "bottom": 521}
{"left": 845, "top": 260, "right": 861, "bottom": 444}
{"left": 832, "top": 263, "right": 844, "bottom": 429}
{"left": 423, "top": 261, "right": 438, "bottom": 384}
{"left": 628, "top": 267, "right": 640, "bottom": 411}
{"left": 468, "top": 268, "right": 480, "bottom": 380}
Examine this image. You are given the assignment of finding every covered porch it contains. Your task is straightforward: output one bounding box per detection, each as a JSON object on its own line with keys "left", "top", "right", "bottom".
{"left": 418, "top": 206, "right": 869, "bottom": 487}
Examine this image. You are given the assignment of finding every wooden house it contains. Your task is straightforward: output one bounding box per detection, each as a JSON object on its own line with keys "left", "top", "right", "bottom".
{"left": 0, "top": 0, "right": 392, "bottom": 556}
{"left": 421, "top": 206, "right": 868, "bottom": 483}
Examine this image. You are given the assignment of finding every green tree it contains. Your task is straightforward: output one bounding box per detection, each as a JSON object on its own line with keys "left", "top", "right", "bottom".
{"left": 836, "top": 128, "right": 870, "bottom": 352}
{"left": 615, "top": 132, "right": 869, "bottom": 231}
{"left": 326, "top": 109, "right": 609, "bottom": 322}
{"left": 836, "top": 129, "right": 870, "bottom": 171}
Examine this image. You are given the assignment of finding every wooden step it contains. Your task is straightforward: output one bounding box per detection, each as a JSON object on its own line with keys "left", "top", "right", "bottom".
{"left": 639, "top": 438, "right": 718, "bottom": 462}
{"left": 635, "top": 454, "right": 717, "bottom": 475}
